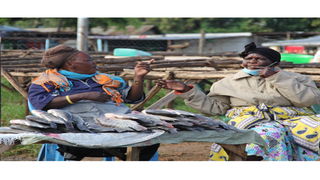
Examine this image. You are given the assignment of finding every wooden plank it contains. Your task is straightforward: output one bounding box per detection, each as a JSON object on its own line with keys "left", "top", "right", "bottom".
{"left": 146, "top": 91, "right": 177, "bottom": 110}
{"left": 126, "top": 147, "right": 140, "bottom": 161}
{"left": 1, "top": 68, "right": 28, "bottom": 99}
{"left": 131, "top": 72, "right": 174, "bottom": 111}
{"left": 6, "top": 72, "right": 41, "bottom": 77}
{"left": 145, "top": 80, "right": 196, "bottom": 110}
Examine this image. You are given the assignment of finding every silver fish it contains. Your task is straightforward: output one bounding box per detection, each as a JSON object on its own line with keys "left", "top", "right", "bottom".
{"left": 10, "top": 119, "right": 51, "bottom": 129}
{"left": 86, "top": 123, "right": 118, "bottom": 133}
{"left": 104, "top": 113, "right": 139, "bottom": 120}
{"left": 171, "top": 121, "right": 194, "bottom": 127}
{"left": 145, "top": 114, "right": 177, "bottom": 122}
{"left": 47, "top": 109, "right": 75, "bottom": 130}
{"left": 31, "top": 110, "right": 66, "bottom": 124}
{"left": 130, "top": 111, "right": 174, "bottom": 128}
{"left": 142, "top": 109, "right": 197, "bottom": 117}
{"left": 97, "top": 114, "right": 148, "bottom": 132}
{"left": 194, "top": 114, "right": 240, "bottom": 131}
{"left": 10, "top": 125, "right": 39, "bottom": 132}
{"left": 0, "top": 127, "right": 29, "bottom": 134}
{"left": 71, "top": 114, "right": 92, "bottom": 132}
{"left": 25, "top": 115, "right": 57, "bottom": 129}
{"left": 147, "top": 126, "right": 178, "bottom": 134}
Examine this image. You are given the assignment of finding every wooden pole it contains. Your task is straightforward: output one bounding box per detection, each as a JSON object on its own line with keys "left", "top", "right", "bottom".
{"left": 1, "top": 67, "right": 28, "bottom": 99}
{"left": 146, "top": 80, "right": 152, "bottom": 92}
{"left": 77, "top": 17, "right": 89, "bottom": 51}
{"left": 131, "top": 71, "right": 174, "bottom": 111}
{"left": 198, "top": 29, "right": 205, "bottom": 55}
{"left": 126, "top": 147, "right": 140, "bottom": 161}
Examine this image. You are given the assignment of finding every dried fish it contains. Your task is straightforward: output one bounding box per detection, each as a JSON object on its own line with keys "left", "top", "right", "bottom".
{"left": 127, "top": 111, "right": 174, "bottom": 128}
{"left": 47, "top": 109, "right": 75, "bottom": 130}
{"left": 10, "top": 125, "right": 39, "bottom": 132}
{"left": 26, "top": 115, "right": 57, "bottom": 129}
{"left": 0, "top": 127, "right": 29, "bottom": 134}
{"left": 96, "top": 114, "right": 148, "bottom": 132}
{"left": 31, "top": 110, "right": 66, "bottom": 125}
{"left": 171, "top": 121, "right": 194, "bottom": 127}
{"left": 142, "top": 109, "right": 197, "bottom": 117}
{"left": 194, "top": 114, "right": 240, "bottom": 131}
{"left": 10, "top": 119, "right": 51, "bottom": 129}
{"left": 71, "top": 114, "right": 92, "bottom": 133}
{"left": 147, "top": 126, "right": 178, "bottom": 134}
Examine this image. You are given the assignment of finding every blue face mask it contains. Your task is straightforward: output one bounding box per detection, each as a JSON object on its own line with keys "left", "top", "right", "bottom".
{"left": 58, "top": 70, "right": 98, "bottom": 80}
{"left": 242, "top": 68, "right": 261, "bottom": 76}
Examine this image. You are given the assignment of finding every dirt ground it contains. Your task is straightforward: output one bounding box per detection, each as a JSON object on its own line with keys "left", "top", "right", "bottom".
{"left": 158, "top": 142, "right": 212, "bottom": 161}
{"left": 84, "top": 142, "right": 213, "bottom": 161}
{"left": 0, "top": 142, "right": 212, "bottom": 161}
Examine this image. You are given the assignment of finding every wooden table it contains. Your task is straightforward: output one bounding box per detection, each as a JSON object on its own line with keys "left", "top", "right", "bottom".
{"left": 0, "top": 142, "right": 247, "bottom": 161}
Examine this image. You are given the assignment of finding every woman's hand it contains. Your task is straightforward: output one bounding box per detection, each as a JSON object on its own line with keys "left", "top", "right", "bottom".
{"left": 259, "top": 67, "right": 279, "bottom": 78}
{"left": 80, "top": 91, "right": 111, "bottom": 102}
{"left": 134, "top": 59, "right": 154, "bottom": 79}
{"left": 157, "top": 80, "right": 192, "bottom": 93}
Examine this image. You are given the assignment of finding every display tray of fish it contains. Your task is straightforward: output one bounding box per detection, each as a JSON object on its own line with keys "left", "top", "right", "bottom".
{"left": 5, "top": 108, "right": 239, "bottom": 134}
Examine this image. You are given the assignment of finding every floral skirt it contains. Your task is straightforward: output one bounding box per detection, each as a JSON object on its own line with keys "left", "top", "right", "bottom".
{"left": 209, "top": 122, "right": 319, "bottom": 161}
{"left": 209, "top": 104, "right": 320, "bottom": 161}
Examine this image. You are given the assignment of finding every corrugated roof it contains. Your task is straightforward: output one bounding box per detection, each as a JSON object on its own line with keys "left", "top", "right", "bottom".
{"left": 262, "top": 35, "right": 320, "bottom": 46}
{"left": 89, "top": 32, "right": 252, "bottom": 40}
{"left": 0, "top": 25, "right": 28, "bottom": 32}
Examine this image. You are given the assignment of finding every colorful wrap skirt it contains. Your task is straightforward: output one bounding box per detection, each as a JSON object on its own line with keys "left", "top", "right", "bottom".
{"left": 209, "top": 104, "right": 320, "bottom": 161}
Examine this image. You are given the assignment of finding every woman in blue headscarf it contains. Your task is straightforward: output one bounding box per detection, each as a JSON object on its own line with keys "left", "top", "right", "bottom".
{"left": 28, "top": 45, "right": 158, "bottom": 161}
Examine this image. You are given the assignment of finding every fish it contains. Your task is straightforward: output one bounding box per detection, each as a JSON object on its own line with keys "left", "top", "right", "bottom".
{"left": 86, "top": 123, "right": 119, "bottom": 133}
{"left": 171, "top": 121, "right": 194, "bottom": 127}
{"left": 0, "top": 127, "right": 29, "bottom": 134}
{"left": 127, "top": 111, "right": 175, "bottom": 128}
{"left": 147, "top": 126, "right": 178, "bottom": 134}
{"left": 47, "top": 109, "right": 75, "bottom": 130}
{"left": 193, "top": 114, "right": 240, "bottom": 131}
{"left": 71, "top": 114, "right": 92, "bottom": 133}
{"left": 25, "top": 115, "right": 57, "bottom": 129}
{"left": 145, "top": 114, "right": 177, "bottom": 122}
{"left": 31, "top": 110, "right": 66, "bottom": 125}
{"left": 96, "top": 114, "right": 148, "bottom": 132}
{"left": 142, "top": 109, "right": 199, "bottom": 118}
{"left": 10, "top": 125, "right": 39, "bottom": 132}
{"left": 10, "top": 119, "right": 51, "bottom": 129}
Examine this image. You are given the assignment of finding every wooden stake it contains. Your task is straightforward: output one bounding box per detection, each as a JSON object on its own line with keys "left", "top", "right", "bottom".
{"left": 126, "top": 147, "right": 140, "bottom": 161}
{"left": 131, "top": 71, "right": 174, "bottom": 111}
{"left": 1, "top": 67, "right": 28, "bottom": 99}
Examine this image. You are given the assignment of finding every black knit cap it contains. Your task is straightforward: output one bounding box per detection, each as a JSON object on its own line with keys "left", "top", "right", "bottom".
{"left": 239, "top": 42, "right": 281, "bottom": 62}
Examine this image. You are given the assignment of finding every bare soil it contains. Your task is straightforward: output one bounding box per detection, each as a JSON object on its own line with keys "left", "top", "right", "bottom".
{"left": 0, "top": 142, "right": 212, "bottom": 161}
{"left": 158, "top": 142, "right": 212, "bottom": 161}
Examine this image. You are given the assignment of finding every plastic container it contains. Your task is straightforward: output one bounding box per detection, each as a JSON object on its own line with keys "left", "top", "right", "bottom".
{"left": 281, "top": 53, "right": 314, "bottom": 64}
{"left": 113, "top": 48, "right": 152, "bottom": 57}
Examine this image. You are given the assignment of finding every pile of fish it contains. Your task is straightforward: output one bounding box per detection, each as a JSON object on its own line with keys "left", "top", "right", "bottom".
{"left": 6, "top": 109, "right": 239, "bottom": 134}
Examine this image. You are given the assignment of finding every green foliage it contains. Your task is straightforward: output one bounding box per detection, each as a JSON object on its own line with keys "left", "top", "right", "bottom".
{"left": 1, "top": 17, "right": 319, "bottom": 33}
{"left": 0, "top": 78, "right": 40, "bottom": 160}
{"left": 1, "top": 78, "right": 26, "bottom": 126}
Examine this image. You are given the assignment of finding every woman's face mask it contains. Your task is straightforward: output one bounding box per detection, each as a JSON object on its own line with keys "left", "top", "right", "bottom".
{"left": 242, "top": 53, "right": 275, "bottom": 76}
{"left": 242, "top": 68, "right": 261, "bottom": 76}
